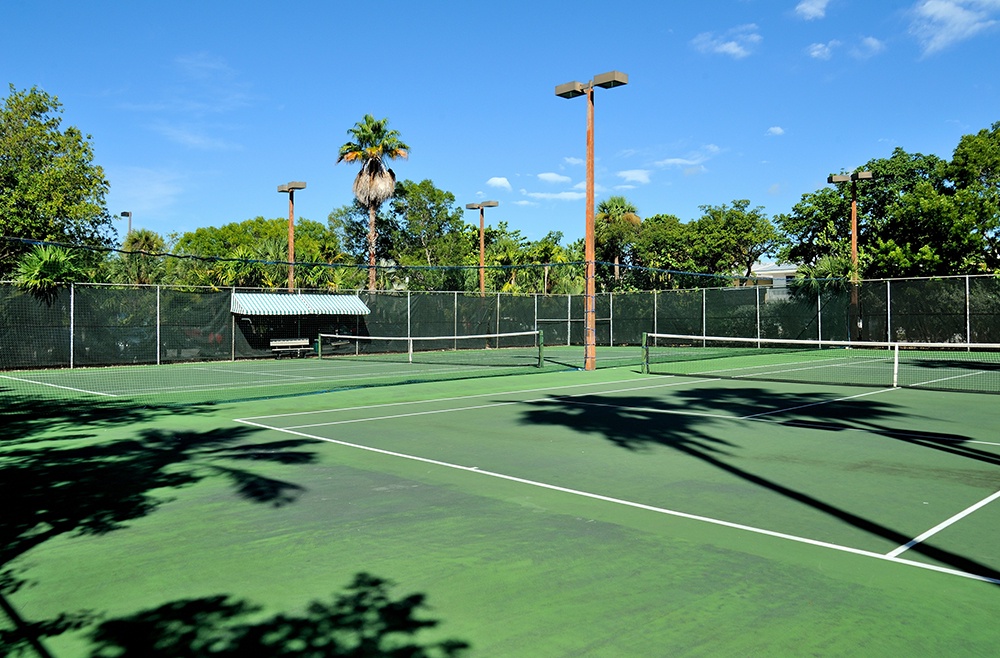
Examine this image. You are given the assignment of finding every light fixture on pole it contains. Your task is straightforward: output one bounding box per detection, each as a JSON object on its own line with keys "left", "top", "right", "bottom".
{"left": 465, "top": 201, "right": 499, "bottom": 296}
{"left": 828, "top": 170, "right": 873, "bottom": 340}
{"left": 555, "top": 70, "right": 628, "bottom": 371}
{"left": 827, "top": 171, "right": 873, "bottom": 275}
{"left": 120, "top": 211, "right": 132, "bottom": 238}
{"left": 277, "top": 181, "right": 306, "bottom": 292}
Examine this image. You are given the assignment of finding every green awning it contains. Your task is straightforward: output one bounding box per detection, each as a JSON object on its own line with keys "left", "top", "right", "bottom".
{"left": 231, "top": 293, "right": 370, "bottom": 316}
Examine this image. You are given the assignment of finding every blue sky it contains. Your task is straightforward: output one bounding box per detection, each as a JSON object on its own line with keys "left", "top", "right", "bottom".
{"left": 3, "top": 0, "right": 998, "bottom": 247}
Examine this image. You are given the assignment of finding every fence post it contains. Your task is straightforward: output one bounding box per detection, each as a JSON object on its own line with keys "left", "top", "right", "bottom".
{"left": 69, "top": 283, "right": 75, "bottom": 368}
{"left": 965, "top": 274, "right": 971, "bottom": 344}
{"left": 566, "top": 294, "right": 571, "bottom": 346}
{"left": 231, "top": 287, "right": 236, "bottom": 361}
{"left": 609, "top": 292, "right": 614, "bottom": 347}
{"left": 756, "top": 286, "right": 761, "bottom": 347}
{"left": 701, "top": 288, "right": 707, "bottom": 341}
{"left": 653, "top": 290, "right": 658, "bottom": 336}
{"left": 817, "top": 290, "right": 823, "bottom": 344}
{"left": 156, "top": 285, "right": 161, "bottom": 366}
{"left": 886, "top": 280, "right": 891, "bottom": 342}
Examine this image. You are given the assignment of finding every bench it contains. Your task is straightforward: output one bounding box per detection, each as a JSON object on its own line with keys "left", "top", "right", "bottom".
{"left": 270, "top": 338, "right": 313, "bottom": 358}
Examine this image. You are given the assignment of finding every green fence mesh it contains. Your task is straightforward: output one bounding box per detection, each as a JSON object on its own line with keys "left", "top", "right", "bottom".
{"left": 5, "top": 276, "right": 1000, "bottom": 403}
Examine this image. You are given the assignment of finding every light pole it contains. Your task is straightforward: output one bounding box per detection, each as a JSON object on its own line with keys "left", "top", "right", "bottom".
{"left": 828, "top": 170, "right": 872, "bottom": 340}
{"left": 120, "top": 211, "right": 132, "bottom": 239}
{"left": 555, "top": 70, "right": 628, "bottom": 371}
{"left": 277, "top": 181, "right": 306, "bottom": 292}
{"left": 827, "top": 171, "right": 873, "bottom": 276}
{"left": 465, "top": 201, "right": 499, "bottom": 296}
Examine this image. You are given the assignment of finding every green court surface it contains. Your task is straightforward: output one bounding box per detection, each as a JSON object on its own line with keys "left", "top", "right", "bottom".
{"left": 3, "top": 366, "right": 1000, "bottom": 656}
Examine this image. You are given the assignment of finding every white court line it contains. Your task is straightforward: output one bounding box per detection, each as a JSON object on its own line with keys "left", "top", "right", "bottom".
{"left": 276, "top": 379, "right": 724, "bottom": 430}
{"left": 740, "top": 387, "right": 899, "bottom": 419}
{"left": 0, "top": 374, "right": 117, "bottom": 397}
{"left": 910, "top": 370, "right": 986, "bottom": 388}
{"left": 887, "top": 489, "right": 1000, "bottom": 558}
{"left": 240, "top": 375, "right": 708, "bottom": 421}
{"left": 233, "top": 416, "right": 1000, "bottom": 586}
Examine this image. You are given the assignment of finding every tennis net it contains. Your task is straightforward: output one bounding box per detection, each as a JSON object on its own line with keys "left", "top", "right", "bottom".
{"left": 318, "top": 330, "right": 544, "bottom": 368}
{"left": 641, "top": 333, "right": 1000, "bottom": 394}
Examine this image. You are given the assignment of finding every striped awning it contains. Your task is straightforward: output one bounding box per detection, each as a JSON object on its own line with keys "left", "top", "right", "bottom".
{"left": 231, "top": 293, "right": 370, "bottom": 316}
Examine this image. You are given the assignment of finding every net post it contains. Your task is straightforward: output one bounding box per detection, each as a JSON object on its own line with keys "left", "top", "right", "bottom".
{"left": 641, "top": 332, "right": 649, "bottom": 374}
{"left": 537, "top": 329, "right": 544, "bottom": 368}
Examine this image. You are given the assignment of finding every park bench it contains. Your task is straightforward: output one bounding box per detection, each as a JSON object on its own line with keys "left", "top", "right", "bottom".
{"left": 270, "top": 338, "right": 312, "bottom": 358}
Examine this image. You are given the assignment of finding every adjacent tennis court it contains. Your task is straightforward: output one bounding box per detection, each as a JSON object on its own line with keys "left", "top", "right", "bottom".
{"left": 4, "top": 357, "right": 999, "bottom": 655}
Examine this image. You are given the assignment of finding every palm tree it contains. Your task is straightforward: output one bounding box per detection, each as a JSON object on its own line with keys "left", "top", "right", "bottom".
{"left": 336, "top": 115, "right": 409, "bottom": 290}
{"left": 595, "top": 196, "right": 641, "bottom": 281}
{"left": 117, "top": 228, "right": 166, "bottom": 285}
{"left": 14, "top": 244, "right": 86, "bottom": 304}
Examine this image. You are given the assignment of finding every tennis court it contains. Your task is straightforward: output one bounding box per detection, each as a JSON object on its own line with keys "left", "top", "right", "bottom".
{"left": 3, "top": 352, "right": 999, "bottom": 655}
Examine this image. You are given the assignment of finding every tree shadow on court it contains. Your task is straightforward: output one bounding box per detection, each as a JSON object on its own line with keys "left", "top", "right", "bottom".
{"left": 0, "top": 388, "right": 224, "bottom": 447}
{"left": 0, "top": 396, "right": 323, "bottom": 656}
{"left": 516, "top": 384, "right": 1000, "bottom": 585}
{"left": 82, "top": 572, "right": 469, "bottom": 658}
{"left": 679, "top": 385, "right": 1000, "bottom": 470}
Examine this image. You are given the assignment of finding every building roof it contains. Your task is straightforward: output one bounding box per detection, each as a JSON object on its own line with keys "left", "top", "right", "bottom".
{"left": 231, "top": 293, "right": 370, "bottom": 316}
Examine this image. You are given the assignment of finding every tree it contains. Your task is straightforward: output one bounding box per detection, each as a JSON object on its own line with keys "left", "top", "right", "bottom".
{"left": 0, "top": 85, "right": 113, "bottom": 278}
{"left": 692, "top": 199, "right": 779, "bottom": 282}
{"left": 949, "top": 120, "right": 1000, "bottom": 189}
{"left": 328, "top": 202, "right": 399, "bottom": 269}
{"left": 13, "top": 244, "right": 87, "bottom": 303}
{"left": 169, "top": 217, "right": 344, "bottom": 288}
{"left": 108, "top": 228, "right": 167, "bottom": 285}
{"left": 390, "top": 179, "right": 467, "bottom": 267}
{"left": 776, "top": 137, "right": 1000, "bottom": 279}
{"left": 774, "top": 188, "right": 850, "bottom": 267}
{"left": 336, "top": 115, "right": 410, "bottom": 291}
{"left": 595, "top": 195, "right": 641, "bottom": 281}
{"left": 632, "top": 213, "right": 698, "bottom": 289}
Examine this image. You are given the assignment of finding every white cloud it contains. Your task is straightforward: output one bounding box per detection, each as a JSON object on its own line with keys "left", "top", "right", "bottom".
{"left": 538, "top": 172, "right": 573, "bottom": 184}
{"left": 691, "top": 24, "right": 762, "bottom": 59}
{"left": 766, "top": 126, "right": 785, "bottom": 136}
{"left": 796, "top": 0, "right": 831, "bottom": 20}
{"left": 617, "top": 169, "right": 651, "bottom": 184}
{"left": 153, "top": 122, "right": 236, "bottom": 150}
{"left": 655, "top": 144, "right": 721, "bottom": 167}
{"left": 851, "top": 36, "right": 887, "bottom": 58}
{"left": 521, "top": 190, "right": 586, "bottom": 201}
{"left": 563, "top": 157, "right": 585, "bottom": 166}
{"left": 910, "top": 0, "right": 1000, "bottom": 55}
{"left": 107, "top": 166, "right": 184, "bottom": 216}
{"left": 486, "top": 176, "right": 512, "bottom": 191}
{"left": 807, "top": 40, "right": 841, "bottom": 59}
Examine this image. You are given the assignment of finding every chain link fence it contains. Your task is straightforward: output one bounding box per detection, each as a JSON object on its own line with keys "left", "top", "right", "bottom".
{"left": 3, "top": 275, "right": 1000, "bottom": 370}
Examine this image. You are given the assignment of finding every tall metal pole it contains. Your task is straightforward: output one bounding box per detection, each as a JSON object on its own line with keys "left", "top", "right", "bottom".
{"left": 465, "top": 201, "right": 498, "bottom": 297}
{"left": 479, "top": 206, "right": 486, "bottom": 296}
{"left": 287, "top": 189, "right": 296, "bottom": 292}
{"left": 556, "top": 71, "right": 627, "bottom": 371}
{"left": 850, "top": 179, "right": 859, "bottom": 275}
{"left": 584, "top": 86, "right": 597, "bottom": 371}
{"left": 278, "top": 181, "right": 306, "bottom": 292}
